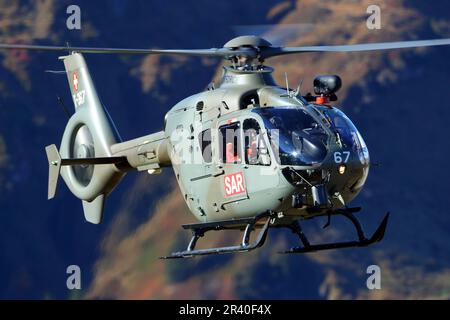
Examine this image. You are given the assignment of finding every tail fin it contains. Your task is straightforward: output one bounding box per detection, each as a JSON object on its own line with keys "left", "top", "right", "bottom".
{"left": 45, "top": 144, "right": 62, "bottom": 200}
{"left": 47, "top": 52, "right": 125, "bottom": 224}
{"left": 82, "top": 194, "right": 105, "bottom": 224}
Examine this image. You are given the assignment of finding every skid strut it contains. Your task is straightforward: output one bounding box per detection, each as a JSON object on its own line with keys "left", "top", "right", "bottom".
{"left": 160, "top": 212, "right": 273, "bottom": 259}
{"left": 280, "top": 209, "right": 390, "bottom": 254}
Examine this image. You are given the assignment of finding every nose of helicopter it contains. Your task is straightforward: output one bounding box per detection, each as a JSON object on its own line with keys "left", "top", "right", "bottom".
{"left": 324, "top": 148, "right": 370, "bottom": 205}
{"left": 283, "top": 146, "right": 370, "bottom": 210}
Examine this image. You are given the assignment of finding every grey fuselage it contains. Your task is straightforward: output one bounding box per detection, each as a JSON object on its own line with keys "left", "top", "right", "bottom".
{"left": 158, "top": 66, "right": 370, "bottom": 224}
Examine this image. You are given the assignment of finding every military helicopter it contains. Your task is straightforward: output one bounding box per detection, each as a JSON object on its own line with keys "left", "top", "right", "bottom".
{"left": 2, "top": 35, "right": 450, "bottom": 259}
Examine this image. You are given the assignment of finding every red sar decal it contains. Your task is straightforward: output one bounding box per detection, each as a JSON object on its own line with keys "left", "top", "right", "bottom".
{"left": 224, "top": 172, "right": 246, "bottom": 197}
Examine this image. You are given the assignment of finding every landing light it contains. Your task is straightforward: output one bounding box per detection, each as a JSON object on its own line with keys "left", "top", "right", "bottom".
{"left": 338, "top": 164, "right": 346, "bottom": 175}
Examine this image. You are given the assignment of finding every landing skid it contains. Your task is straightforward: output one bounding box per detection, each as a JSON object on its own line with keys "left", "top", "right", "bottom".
{"left": 280, "top": 209, "right": 390, "bottom": 254}
{"left": 160, "top": 212, "right": 273, "bottom": 259}
{"left": 161, "top": 208, "right": 389, "bottom": 259}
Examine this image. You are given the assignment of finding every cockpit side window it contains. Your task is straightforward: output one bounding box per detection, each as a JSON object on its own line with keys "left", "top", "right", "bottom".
{"left": 243, "top": 118, "right": 271, "bottom": 166}
{"left": 198, "top": 128, "right": 212, "bottom": 163}
{"left": 240, "top": 92, "right": 259, "bottom": 109}
{"left": 219, "top": 122, "right": 242, "bottom": 164}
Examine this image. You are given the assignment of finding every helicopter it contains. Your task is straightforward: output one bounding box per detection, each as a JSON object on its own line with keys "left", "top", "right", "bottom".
{"left": 2, "top": 35, "right": 450, "bottom": 259}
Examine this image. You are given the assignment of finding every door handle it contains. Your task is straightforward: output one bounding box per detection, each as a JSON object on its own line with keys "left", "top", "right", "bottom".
{"left": 212, "top": 169, "right": 224, "bottom": 176}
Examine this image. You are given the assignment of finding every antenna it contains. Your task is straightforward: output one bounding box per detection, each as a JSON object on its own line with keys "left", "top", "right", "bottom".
{"left": 44, "top": 70, "right": 66, "bottom": 74}
{"left": 292, "top": 78, "right": 303, "bottom": 97}
{"left": 56, "top": 95, "right": 71, "bottom": 119}
{"left": 284, "top": 72, "right": 289, "bottom": 96}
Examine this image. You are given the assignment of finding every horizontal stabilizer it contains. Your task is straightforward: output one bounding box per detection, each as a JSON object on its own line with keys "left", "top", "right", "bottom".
{"left": 60, "top": 156, "right": 126, "bottom": 166}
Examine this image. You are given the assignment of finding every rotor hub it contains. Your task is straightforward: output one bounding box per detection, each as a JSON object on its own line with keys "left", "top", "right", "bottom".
{"left": 223, "top": 36, "right": 274, "bottom": 69}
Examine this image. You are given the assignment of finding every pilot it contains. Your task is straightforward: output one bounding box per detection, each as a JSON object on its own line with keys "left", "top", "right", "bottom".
{"left": 226, "top": 142, "right": 240, "bottom": 163}
{"left": 246, "top": 130, "right": 259, "bottom": 164}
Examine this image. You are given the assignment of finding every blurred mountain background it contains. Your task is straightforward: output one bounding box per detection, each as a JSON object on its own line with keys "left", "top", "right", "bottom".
{"left": 0, "top": 0, "right": 450, "bottom": 299}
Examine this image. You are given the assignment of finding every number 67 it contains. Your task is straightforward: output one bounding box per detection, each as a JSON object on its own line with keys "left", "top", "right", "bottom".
{"left": 334, "top": 151, "right": 350, "bottom": 163}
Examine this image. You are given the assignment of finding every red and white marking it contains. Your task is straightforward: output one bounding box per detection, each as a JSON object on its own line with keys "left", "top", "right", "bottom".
{"left": 72, "top": 72, "right": 79, "bottom": 92}
{"left": 224, "top": 172, "right": 246, "bottom": 197}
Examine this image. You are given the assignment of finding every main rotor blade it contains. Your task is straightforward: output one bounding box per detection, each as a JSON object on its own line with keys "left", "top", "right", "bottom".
{"left": 3, "top": 38, "right": 450, "bottom": 60}
{"left": 263, "top": 38, "right": 450, "bottom": 58}
{"left": 0, "top": 43, "right": 255, "bottom": 58}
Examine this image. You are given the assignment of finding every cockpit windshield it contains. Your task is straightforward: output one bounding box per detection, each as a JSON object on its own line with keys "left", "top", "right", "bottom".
{"left": 314, "top": 106, "right": 370, "bottom": 166}
{"left": 254, "top": 107, "right": 329, "bottom": 165}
